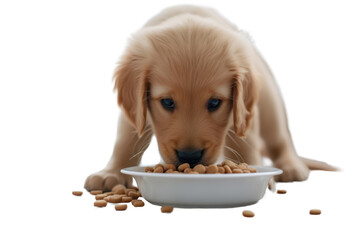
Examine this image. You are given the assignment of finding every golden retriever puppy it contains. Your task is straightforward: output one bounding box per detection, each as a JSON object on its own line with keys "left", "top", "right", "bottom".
{"left": 84, "top": 5, "right": 336, "bottom": 191}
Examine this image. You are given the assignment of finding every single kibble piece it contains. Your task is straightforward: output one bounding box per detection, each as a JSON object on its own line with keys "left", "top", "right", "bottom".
{"left": 122, "top": 196, "right": 132, "bottom": 203}
{"left": 178, "top": 163, "right": 190, "bottom": 172}
{"left": 115, "top": 204, "right": 127, "bottom": 211}
{"left": 232, "top": 169, "right": 243, "bottom": 173}
{"left": 193, "top": 164, "right": 206, "bottom": 174}
{"left": 277, "top": 189, "right": 287, "bottom": 194}
{"left": 165, "top": 169, "right": 174, "bottom": 173}
{"left": 309, "top": 209, "right": 321, "bottom": 215}
{"left": 128, "top": 191, "right": 141, "bottom": 199}
{"left": 154, "top": 164, "right": 164, "bottom": 171}
{"left": 242, "top": 210, "right": 255, "bottom": 218}
{"left": 184, "top": 167, "right": 192, "bottom": 173}
{"left": 72, "top": 191, "right": 83, "bottom": 196}
{"left": 164, "top": 163, "right": 176, "bottom": 171}
{"left": 95, "top": 193, "right": 107, "bottom": 200}
{"left": 238, "top": 163, "right": 249, "bottom": 170}
{"left": 90, "top": 190, "right": 103, "bottom": 195}
{"left": 161, "top": 206, "right": 174, "bottom": 213}
{"left": 132, "top": 199, "right": 145, "bottom": 207}
{"left": 104, "top": 194, "right": 125, "bottom": 202}
{"left": 249, "top": 167, "right": 257, "bottom": 173}
{"left": 154, "top": 166, "right": 164, "bottom": 173}
{"left": 107, "top": 195, "right": 123, "bottom": 203}
{"left": 222, "top": 160, "right": 238, "bottom": 168}
{"left": 125, "top": 188, "right": 136, "bottom": 195}
{"left": 206, "top": 165, "right": 218, "bottom": 174}
{"left": 224, "top": 165, "right": 232, "bottom": 173}
{"left": 112, "top": 184, "right": 126, "bottom": 194}
{"left": 218, "top": 166, "right": 225, "bottom": 174}
{"left": 145, "top": 167, "right": 154, "bottom": 172}
{"left": 94, "top": 200, "right": 107, "bottom": 207}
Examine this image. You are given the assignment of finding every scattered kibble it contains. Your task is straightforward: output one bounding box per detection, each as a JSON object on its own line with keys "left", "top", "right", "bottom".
{"left": 132, "top": 199, "right": 145, "bottom": 207}
{"left": 72, "top": 191, "right": 83, "bottom": 196}
{"left": 94, "top": 200, "right": 107, "bottom": 207}
{"left": 79, "top": 162, "right": 325, "bottom": 219}
{"left": 161, "top": 206, "right": 174, "bottom": 213}
{"left": 90, "top": 190, "right": 103, "bottom": 195}
{"left": 121, "top": 196, "right": 133, "bottom": 203}
{"left": 242, "top": 210, "right": 255, "bottom": 218}
{"left": 310, "top": 209, "right": 321, "bottom": 215}
{"left": 115, "top": 204, "right": 127, "bottom": 211}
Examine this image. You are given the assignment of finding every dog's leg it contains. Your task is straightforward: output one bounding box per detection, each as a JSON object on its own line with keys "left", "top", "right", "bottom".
{"left": 257, "top": 63, "right": 310, "bottom": 182}
{"left": 84, "top": 114, "right": 153, "bottom": 191}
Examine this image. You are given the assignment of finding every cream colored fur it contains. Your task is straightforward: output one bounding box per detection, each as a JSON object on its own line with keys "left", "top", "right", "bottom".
{"left": 84, "top": 5, "right": 336, "bottom": 191}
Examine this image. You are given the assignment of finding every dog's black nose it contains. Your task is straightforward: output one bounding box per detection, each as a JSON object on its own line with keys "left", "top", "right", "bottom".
{"left": 176, "top": 149, "right": 204, "bottom": 166}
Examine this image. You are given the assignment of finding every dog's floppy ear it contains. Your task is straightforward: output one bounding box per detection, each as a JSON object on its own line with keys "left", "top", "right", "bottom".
{"left": 232, "top": 66, "right": 259, "bottom": 137}
{"left": 114, "top": 54, "right": 148, "bottom": 136}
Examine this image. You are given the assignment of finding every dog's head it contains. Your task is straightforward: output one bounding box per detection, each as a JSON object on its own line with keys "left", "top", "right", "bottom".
{"left": 114, "top": 18, "right": 259, "bottom": 166}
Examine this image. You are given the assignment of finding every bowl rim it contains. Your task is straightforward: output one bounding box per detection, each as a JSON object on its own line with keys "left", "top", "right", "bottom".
{"left": 121, "top": 165, "right": 283, "bottom": 179}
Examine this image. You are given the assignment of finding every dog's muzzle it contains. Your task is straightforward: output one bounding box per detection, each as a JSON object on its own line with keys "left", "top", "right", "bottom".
{"left": 175, "top": 149, "right": 204, "bottom": 167}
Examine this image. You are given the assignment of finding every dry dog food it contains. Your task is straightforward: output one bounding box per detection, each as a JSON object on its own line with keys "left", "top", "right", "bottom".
{"left": 218, "top": 166, "right": 225, "bottom": 173}
{"left": 242, "top": 210, "right": 255, "bottom": 218}
{"left": 90, "top": 190, "right": 103, "bottom": 195}
{"left": 82, "top": 183, "right": 144, "bottom": 210}
{"left": 224, "top": 165, "right": 232, "bottom": 173}
{"left": 309, "top": 209, "right": 321, "bottom": 215}
{"left": 72, "top": 191, "right": 83, "bottom": 196}
{"left": 128, "top": 191, "right": 141, "bottom": 199}
{"left": 161, "top": 206, "right": 174, "bottom": 213}
{"left": 178, "top": 163, "right": 190, "bottom": 172}
{"left": 132, "top": 199, "right": 145, "bottom": 207}
{"left": 145, "top": 160, "right": 256, "bottom": 174}
{"left": 94, "top": 200, "right": 107, "bottom": 207}
{"left": 154, "top": 166, "right": 164, "bottom": 173}
{"left": 277, "top": 189, "right": 287, "bottom": 194}
{"left": 164, "top": 164, "right": 176, "bottom": 171}
{"left": 106, "top": 195, "right": 123, "bottom": 203}
{"left": 193, "top": 164, "right": 206, "bottom": 173}
{"left": 95, "top": 193, "right": 108, "bottom": 200}
{"left": 125, "top": 188, "right": 136, "bottom": 195}
{"left": 115, "top": 204, "right": 127, "bottom": 211}
{"left": 121, "top": 196, "right": 133, "bottom": 203}
{"left": 206, "top": 164, "right": 218, "bottom": 173}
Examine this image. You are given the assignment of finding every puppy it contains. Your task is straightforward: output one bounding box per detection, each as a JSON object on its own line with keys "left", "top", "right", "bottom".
{"left": 84, "top": 5, "right": 336, "bottom": 191}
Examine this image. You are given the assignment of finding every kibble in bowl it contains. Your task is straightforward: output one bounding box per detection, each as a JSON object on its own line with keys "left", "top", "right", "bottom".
{"left": 144, "top": 161, "right": 257, "bottom": 174}
{"left": 121, "top": 162, "right": 282, "bottom": 208}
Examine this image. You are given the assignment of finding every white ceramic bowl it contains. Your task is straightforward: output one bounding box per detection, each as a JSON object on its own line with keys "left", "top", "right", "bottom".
{"left": 121, "top": 166, "right": 282, "bottom": 208}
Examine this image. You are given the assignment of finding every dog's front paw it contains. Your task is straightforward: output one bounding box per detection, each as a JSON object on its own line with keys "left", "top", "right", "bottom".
{"left": 84, "top": 169, "right": 133, "bottom": 192}
{"left": 274, "top": 159, "right": 310, "bottom": 182}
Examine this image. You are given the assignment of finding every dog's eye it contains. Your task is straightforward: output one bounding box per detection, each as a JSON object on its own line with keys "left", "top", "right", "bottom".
{"left": 207, "top": 98, "right": 222, "bottom": 112}
{"left": 160, "top": 98, "right": 175, "bottom": 111}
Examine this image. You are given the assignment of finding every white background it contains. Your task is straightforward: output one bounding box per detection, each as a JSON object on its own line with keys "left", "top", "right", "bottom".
{"left": 1, "top": 0, "right": 359, "bottom": 239}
